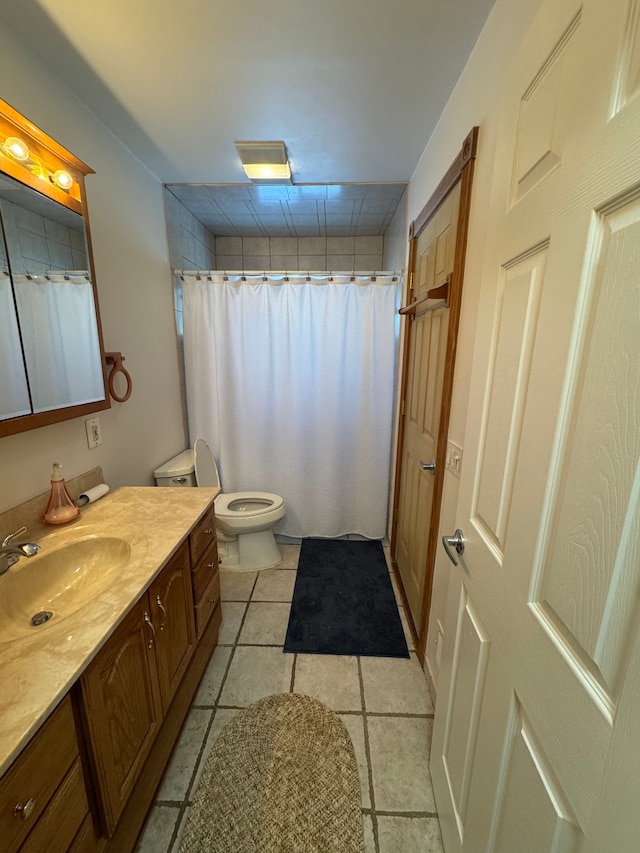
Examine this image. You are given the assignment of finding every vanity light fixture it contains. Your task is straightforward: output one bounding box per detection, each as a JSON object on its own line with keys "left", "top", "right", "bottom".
{"left": 235, "top": 140, "right": 292, "bottom": 183}
{"left": 2, "top": 136, "right": 30, "bottom": 162}
{"left": 51, "top": 169, "right": 74, "bottom": 190}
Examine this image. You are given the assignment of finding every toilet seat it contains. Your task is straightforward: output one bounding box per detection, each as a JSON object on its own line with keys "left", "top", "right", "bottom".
{"left": 215, "top": 491, "right": 284, "bottom": 518}
{"left": 190, "top": 438, "right": 286, "bottom": 567}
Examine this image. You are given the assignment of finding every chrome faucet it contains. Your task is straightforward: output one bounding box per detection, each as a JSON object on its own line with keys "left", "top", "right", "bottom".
{"left": 0, "top": 527, "right": 40, "bottom": 575}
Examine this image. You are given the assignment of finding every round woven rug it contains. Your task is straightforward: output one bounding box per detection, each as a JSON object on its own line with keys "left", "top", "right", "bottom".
{"left": 179, "top": 692, "right": 365, "bottom": 853}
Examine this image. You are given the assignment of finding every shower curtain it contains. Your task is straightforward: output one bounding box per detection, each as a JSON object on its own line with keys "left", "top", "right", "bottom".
{"left": 182, "top": 273, "right": 398, "bottom": 538}
{"left": 13, "top": 274, "right": 104, "bottom": 412}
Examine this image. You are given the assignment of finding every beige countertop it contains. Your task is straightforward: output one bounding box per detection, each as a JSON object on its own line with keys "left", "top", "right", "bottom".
{"left": 0, "top": 486, "right": 219, "bottom": 776}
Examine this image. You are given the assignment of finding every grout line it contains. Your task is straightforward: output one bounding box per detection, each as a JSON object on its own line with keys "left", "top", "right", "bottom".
{"left": 372, "top": 809, "right": 441, "bottom": 819}
{"left": 358, "top": 656, "right": 380, "bottom": 853}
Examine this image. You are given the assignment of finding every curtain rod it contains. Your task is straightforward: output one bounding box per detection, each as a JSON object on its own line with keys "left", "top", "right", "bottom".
{"left": 174, "top": 269, "right": 400, "bottom": 281}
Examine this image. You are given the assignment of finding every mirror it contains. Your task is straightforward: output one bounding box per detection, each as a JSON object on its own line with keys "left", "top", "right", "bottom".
{"left": 0, "top": 98, "right": 109, "bottom": 437}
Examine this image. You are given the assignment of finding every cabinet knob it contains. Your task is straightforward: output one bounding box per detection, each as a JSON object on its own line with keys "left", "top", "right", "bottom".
{"left": 209, "top": 595, "right": 219, "bottom": 606}
{"left": 14, "top": 798, "right": 36, "bottom": 820}
{"left": 203, "top": 528, "right": 213, "bottom": 535}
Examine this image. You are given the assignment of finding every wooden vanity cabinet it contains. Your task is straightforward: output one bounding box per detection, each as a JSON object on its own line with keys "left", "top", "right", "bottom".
{"left": 77, "top": 594, "right": 163, "bottom": 835}
{"left": 77, "top": 522, "right": 221, "bottom": 847}
{"left": 191, "top": 539, "right": 221, "bottom": 638}
{"left": 77, "top": 543, "right": 195, "bottom": 835}
{"left": 0, "top": 498, "right": 223, "bottom": 853}
{"left": 0, "top": 695, "right": 89, "bottom": 853}
{"left": 149, "top": 543, "right": 195, "bottom": 712}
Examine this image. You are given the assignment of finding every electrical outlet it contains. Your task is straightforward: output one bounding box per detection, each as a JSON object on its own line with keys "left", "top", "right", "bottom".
{"left": 85, "top": 417, "right": 102, "bottom": 449}
{"left": 446, "top": 440, "right": 463, "bottom": 478}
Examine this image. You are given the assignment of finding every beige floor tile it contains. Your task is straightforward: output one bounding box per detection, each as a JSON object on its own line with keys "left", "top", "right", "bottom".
{"left": 278, "top": 543, "right": 301, "bottom": 569}
{"left": 361, "top": 653, "right": 433, "bottom": 714}
{"left": 339, "top": 713, "right": 371, "bottom": 809}
{"left": 238, "top": 602, "right": 291, "bottom": 645}
{"left": 219, "top": 569, "right": 257, "bottom": 601}
{"left": 218, "top": 646, "right": 293, "bottom": 707}
{"left": 189, "top": 708, "right": 240, "bottom": 797}
{"left": 157, "top": 708, "right": 213, "bottom": 801}
{"left": 217, "top": 601, "right": 246, "bottom": 645}
{"left": 192, "top": 645, "right": 232, "bottom": 706}
{"left": 363, "top": 813, "right": 376, "bottom": 853}
{"left": 377, "top": 816, "right": 444, "bottom": 853}
{"left": 293, "top": 654, "right": 362, "bottom": 712}
{"left": 252, "top": 568, "right": 297, "bottom": 601}
{"left": 137, "top": 804, "right": 180, "bottom": 852}
{"left": 368, "top": 716, "right": 435, "bottom": 812}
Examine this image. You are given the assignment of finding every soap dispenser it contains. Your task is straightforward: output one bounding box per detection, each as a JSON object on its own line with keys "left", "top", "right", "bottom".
{"left": 42, "top": 462, "right": 80, "bottom": 524}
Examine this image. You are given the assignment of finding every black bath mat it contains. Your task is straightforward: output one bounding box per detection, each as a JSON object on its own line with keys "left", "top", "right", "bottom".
{"left": 284, "top": 538, "right": 409, "bottom": 658}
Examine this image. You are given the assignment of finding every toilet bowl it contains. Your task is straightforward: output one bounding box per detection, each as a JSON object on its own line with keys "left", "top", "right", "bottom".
{"left": 153, "top": 439, "right": 285, "bottom": 572}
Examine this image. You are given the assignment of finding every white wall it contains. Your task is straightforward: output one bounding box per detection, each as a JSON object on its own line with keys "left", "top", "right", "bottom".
{"left": 0, "top": 25, "right": 185, "bottom": 512}
{"left": 407, "top": 0, "right": 545, "bottom": 692}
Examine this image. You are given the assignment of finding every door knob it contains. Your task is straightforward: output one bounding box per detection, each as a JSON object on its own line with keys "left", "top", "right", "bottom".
{"left": 442, "top": 529, "right": 465, "bottom": 565}
{"left": 420, "top": 459, "right": 436, "bottom": 473}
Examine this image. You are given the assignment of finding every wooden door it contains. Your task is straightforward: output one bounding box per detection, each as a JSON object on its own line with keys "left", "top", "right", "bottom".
{"left": 394, "top": 184, "right": 461, "bottom": 631}
{"left": 151, "top": 542, "right": 195, "bottom": 713}
{"left": 431, "top": 0, "right": 640, "bottom": 850}
{"left": 78, "top": 595, "right": 162, "bottom": 835}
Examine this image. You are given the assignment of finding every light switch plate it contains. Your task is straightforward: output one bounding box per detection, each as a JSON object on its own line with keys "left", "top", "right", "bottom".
{"left": 85, "top": 417, "right": 102, "bottom": 449}
{"left": 446, "top": 440, "right": 463, "bottom": 478}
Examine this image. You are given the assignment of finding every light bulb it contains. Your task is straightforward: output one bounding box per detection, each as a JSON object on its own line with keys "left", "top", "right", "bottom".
{"left": 51, "top": 169, "right": 74, "bottom": 190}
{"left": 2, "top": 136, "right": 29, "bottom": 161}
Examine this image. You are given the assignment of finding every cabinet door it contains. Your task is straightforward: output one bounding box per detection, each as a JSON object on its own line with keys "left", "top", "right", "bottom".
{"left": 151, "top": 543, "right": 195, "bottom": 712}
{"left": 79, "top": 596, "right": 162, "bottom": 835}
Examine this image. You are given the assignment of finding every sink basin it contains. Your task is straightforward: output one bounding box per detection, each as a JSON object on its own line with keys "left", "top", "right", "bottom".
{"left": 0, "top": 536, "right": 131, "bottom": 640}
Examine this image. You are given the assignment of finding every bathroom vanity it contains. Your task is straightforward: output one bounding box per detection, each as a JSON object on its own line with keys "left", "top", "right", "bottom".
{"left": 0, "top": 487, "right": 221, "bottom": 852}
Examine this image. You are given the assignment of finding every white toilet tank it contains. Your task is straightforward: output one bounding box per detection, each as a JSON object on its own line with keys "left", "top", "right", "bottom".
{"left": 154, "top": 441, "right": 221, "bottom": 488}
{"left": 153, "top": 449, "right": 196, "bottom": 487}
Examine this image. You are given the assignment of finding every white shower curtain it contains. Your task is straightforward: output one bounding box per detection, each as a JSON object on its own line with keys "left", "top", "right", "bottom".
{"left": 182, "top": 273, "right": 398, "bottom": 538}
{"left": 13, "top": 274, "right": 104, "bottom": 413}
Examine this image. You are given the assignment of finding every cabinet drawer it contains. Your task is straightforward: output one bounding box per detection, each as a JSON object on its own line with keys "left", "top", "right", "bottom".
{"left": 191, "top": 540, "right": 220, "bottom": 604}
{"left": 0, "top": 695, "right": 78, "bottom": 853}
{"left": 194, "top": 569, "right": 221, "bottom": 638}
{"left": 21, "top": 757, "right": 89, "bottom": 853}
{"left": 189, "top": 505, "right": 216, "bottom": 567}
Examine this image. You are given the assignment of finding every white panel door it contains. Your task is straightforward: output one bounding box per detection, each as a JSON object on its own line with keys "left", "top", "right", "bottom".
{"left": 431, "top": 0, "right": 640, "bottom": 850}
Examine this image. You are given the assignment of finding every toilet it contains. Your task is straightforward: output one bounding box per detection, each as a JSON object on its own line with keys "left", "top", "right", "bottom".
{"left": 153, "top": 439, "right": 285, "bottom": 571}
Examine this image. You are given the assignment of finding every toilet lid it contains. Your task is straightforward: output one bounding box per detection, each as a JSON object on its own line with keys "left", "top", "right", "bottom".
{"left": 194, "top": 439, "right": 221, "bottom": 488}
{"left": 215, "top": 491, "right": 284, "bottom": 517}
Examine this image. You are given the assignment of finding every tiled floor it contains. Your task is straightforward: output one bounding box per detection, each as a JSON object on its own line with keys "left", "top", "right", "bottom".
{"left": 137, "top": 542, "right": 444, "bottom": 853}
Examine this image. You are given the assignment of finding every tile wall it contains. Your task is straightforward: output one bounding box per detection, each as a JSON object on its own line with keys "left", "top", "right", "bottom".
{"left": 215, "top": 235, "right": 385, "bottom": 272}
{"left": 382, "top": 188, "right": 408, "bottom": 272}
{"left": 0, "top": 199, "right": 88, "bottom": 272}
{"left": 164, "top": 191, "right": 217, "bottom": 446}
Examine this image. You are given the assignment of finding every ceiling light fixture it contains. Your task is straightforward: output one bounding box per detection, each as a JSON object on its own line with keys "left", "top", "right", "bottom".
{"left": 235, "top": 140, "right": 291, "bottom": 184}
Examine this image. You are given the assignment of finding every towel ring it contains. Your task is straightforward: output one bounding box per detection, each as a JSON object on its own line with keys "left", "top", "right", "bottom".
{"left": 105, "top": 352, "right": 133, "bottom": 403}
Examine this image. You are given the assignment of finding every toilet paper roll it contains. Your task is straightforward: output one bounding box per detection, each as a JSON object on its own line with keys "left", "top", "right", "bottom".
{"left": 77, "top": 483, "right": 110, "bottom": 507}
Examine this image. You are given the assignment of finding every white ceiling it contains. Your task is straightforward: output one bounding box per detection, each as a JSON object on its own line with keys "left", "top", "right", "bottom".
{"left": 1, "top": 0, "right": 496, "bottom": 187}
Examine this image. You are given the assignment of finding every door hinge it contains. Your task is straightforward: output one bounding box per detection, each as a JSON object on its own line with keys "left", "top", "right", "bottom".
{"left": 400, "top": 399, "right": 406, "bottom": 416}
